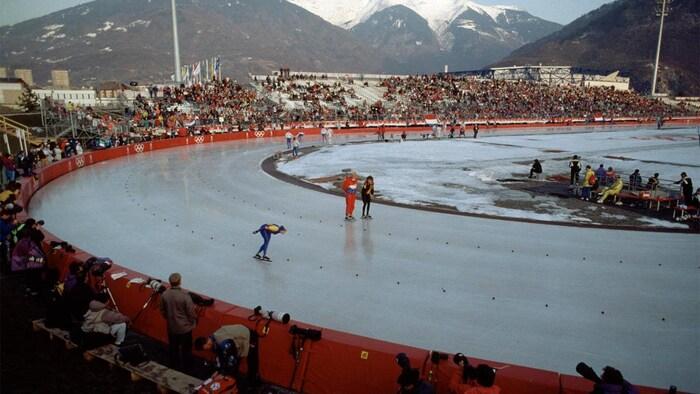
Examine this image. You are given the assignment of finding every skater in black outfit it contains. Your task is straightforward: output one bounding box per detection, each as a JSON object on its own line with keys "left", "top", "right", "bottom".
{"left": 472, "top": 124, "right": 479, "bottom": 139}
{"left": 361, "top": 176, "right": 375, "bottom": 219}
{"left": 569, "top": 155, "right": 581, "bottom": 185}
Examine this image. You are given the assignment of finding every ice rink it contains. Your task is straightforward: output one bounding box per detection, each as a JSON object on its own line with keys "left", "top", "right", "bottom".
{"left": 29, "top": 128, "right": 700, "bottom": 391}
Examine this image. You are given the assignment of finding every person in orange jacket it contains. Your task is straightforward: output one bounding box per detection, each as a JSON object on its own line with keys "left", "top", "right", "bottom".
{"left": 342, "top": 171, "right": 359, "bottom": 220}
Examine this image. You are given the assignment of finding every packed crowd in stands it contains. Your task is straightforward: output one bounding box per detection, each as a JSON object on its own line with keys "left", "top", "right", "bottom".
{"left": 31, "top": 73, "right": 699, "bottom": 145}
{"left": 123, "top": 74, "right": 697, "bottom": 137}
{"left": 379, "top": 74, "right": 697, "bottom": 121}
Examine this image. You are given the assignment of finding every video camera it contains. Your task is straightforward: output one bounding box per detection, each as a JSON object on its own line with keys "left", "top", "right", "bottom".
{"left": 289, "top": 325, "right": 322, "bottom": 341}
{"left": 145, "top": 278, "right": 214, "bottom": 306}
{"left": 253, "top": 305, "right": 290, "bottom": 324}
{"left": 576, "top": 362, "right": 602, "bottom": 384}
{"left": 84, "top": 257, "right": 113, "bottom": 276}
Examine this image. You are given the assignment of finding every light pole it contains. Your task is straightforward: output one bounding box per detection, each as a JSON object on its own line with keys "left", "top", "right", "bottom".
{"left": 171, "top": 0, "right": 182, "bottom": 83}
{"left": 651, "top": 0, "right": 670, "bottom": 96}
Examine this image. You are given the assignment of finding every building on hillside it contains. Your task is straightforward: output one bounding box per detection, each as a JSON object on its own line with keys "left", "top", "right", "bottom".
{"left": 96, "top": 81, "right": 146, "bottom": 107}
{"left": 51, "top": 70, "right": 71, "bottom": 89}
{"left": 572, "top": 71, "right": 630, "bottom": 91}
{"left": 452, "top": 65, "right": 631, "bottom": 91}
{"left": 13, "top": 69, "right": 34, "bottom": 87}
{"left": 97, "top": 81, "right": 129, "bottom": 99}
{"left": 0, "top": 67, "right": 7, "bottom": 79}
{"left": 0, "top": 78, "right": 27, "bottom": 109}
{"left": 491, "top": 65, "right": 575, "bottom": 85}
{"left": 33, "top": 88, "right": 97, "bottom": 107}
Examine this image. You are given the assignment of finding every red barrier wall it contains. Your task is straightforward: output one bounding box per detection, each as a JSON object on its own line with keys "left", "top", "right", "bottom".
{"left": 21, "top": 122, "right": 697, "bottom": 393}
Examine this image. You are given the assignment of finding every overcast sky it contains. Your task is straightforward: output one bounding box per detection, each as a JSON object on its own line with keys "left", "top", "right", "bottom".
{"left": 1, "top": 0, "right": 612, "bottom": 26}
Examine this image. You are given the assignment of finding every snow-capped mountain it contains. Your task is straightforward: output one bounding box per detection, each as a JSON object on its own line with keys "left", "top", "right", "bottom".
{"left": 0, "top": 0, "right": 561, "bottom": 86}
{"left": 333, "top": 0, "right": 560, "bottom": 73}
{"left": 288, "top": 0, "right": 561, "bottom": 70}
{"left": 288, "top": 0, "right": 522, "bottom": 36}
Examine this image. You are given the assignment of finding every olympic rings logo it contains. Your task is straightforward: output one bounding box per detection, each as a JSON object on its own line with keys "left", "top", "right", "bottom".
{"left": 134, "top": 143, "right": 145, "bottom": 153}
{"left": 254, "top": 131, "right": 265, "bottom": 138}
{"left": 75, "top": 157, "right": 85, "bottom": 168}
{"left": 194, "top": 136, "right": 205, "bottom": 144}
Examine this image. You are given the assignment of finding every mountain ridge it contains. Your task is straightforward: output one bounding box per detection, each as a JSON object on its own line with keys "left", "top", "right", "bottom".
{"left": 495, "top": 0, "right": 700, "bottom": 95}
{"left": 0, "top": 0, "right": 560, "bottom": 86}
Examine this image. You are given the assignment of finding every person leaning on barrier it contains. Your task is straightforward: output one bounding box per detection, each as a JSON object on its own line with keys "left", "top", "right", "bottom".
{"left": 194, "top": 324, "right": 255, "bottom": 380}
{"left": 160, "top": 272, "right": 198, "bottom": 373}
{"left": 449, "top": 354, "right": 500, "bottom": 394}
{"left": 645, "top": 173, "right": 659, "bottom": 193}
{"left": 398, "top": 368, "right": 434, "bottom": 394}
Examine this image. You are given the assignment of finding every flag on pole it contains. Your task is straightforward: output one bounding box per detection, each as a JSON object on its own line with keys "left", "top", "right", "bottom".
{"left": 193, "top": 62, "right": 201, "bottom": 82}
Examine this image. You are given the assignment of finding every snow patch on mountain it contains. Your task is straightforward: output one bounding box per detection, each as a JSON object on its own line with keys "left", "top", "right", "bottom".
{"left": 98, "top": 21, "right": 114, "bottom": 31}
{"left": 45, "top": 56, "right": 72, "bottom": 64}
{"left": 43, "top": 24, "right": 64, "bottom": 31}
{"left": 127, "top": 19, "right": 151, "bottom": 29}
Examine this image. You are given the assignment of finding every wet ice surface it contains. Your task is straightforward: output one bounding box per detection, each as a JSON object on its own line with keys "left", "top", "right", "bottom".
{"left": 280, "top": 127, "right": 700, "bottom": 226}
{"left": 29, "top": 130, "right": 700, "bottom": 391}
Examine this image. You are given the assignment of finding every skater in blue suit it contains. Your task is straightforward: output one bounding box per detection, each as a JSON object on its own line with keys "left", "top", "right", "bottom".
{"left": 253, "top": 224, "right": 286, "bottom": 261}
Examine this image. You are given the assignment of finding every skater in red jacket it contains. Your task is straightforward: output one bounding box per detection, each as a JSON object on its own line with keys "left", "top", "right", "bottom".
{"left": 342, "top": 172, "right": 359, "bottom": 220}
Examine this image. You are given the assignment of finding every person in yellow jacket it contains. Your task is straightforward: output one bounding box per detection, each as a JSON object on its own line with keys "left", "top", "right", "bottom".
{"left": 597, "top": 177, "right": 624, "bottom": 204}
{"left": 581, "top": 165, "right": 596, "bottom": 201}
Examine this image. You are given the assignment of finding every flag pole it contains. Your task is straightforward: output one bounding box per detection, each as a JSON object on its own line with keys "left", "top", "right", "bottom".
{"left": 171, "top": 0, "right": 182, "bottom": 83}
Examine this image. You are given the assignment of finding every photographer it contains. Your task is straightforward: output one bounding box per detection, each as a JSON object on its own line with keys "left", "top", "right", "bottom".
{"left": 576, "top": 363, "right": 639, "bottom": 394}
{"left": 10, "top": 227, "right": 46, "bottom": 296}
{"left": 449, "top": 354, "right": 500, "bottom": 394}
{"left": 160, "top": 272, "right": 197, "bottom": 373}
{"left": 194, "top": 324, "right": 252, "bottom": 378}
{"left": 398, "top": 368, "right": 434, "bottom": 394}
{"left": 395, "top": 353, "right": 434, "bottom": 394}
{"left": 81, "top": 299, "right": 130, "bottom": 346}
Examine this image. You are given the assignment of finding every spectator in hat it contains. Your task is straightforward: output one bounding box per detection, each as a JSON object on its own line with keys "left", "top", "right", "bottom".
{"left": 160, "top": 272, "right": 198, "bottom": 373}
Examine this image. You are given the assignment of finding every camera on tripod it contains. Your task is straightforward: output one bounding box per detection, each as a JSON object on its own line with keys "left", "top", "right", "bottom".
{"left": 289, "top": 325, "right": 322, "bottom": 341}
{"left": 84, "top": 257, "right": 113, "bottom": 276}
{"left": 253, "top": 305, "right": 290, "bottom": 324}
